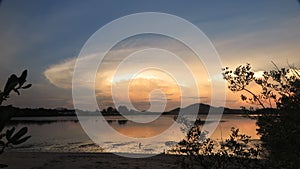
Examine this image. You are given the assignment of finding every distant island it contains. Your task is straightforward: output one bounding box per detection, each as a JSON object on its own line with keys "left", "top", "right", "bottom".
{"left": 0, "top": 103, "right": 264, "bottom": 117}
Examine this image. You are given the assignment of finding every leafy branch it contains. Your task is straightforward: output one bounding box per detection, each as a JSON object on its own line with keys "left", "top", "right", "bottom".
{"left": 0, "top": 70, "right": 32, "bottom": 158}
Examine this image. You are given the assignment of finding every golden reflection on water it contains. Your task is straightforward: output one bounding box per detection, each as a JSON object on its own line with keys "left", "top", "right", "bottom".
{"left": 9, "top": 115, "right": 259, "bottom": 153}
{"left": 107, "top": 115, "right": 260, "bottom": 140}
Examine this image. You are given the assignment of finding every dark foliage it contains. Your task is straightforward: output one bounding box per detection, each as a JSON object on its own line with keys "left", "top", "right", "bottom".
{"left": 0, "top": 70, "right": 32, "bottom": 168}
{"left": 223, "top": 63, "right": 300, "bottom": 168}
{"left": 169, "top": 117, "right": 263, "bottom": 169}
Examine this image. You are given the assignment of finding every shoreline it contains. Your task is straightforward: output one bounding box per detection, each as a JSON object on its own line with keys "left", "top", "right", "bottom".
{"left": 1, "top": 152, "right": 180, "bottom": 169}
{"left": 1, "top": 151, "right": 266, "bottom": 169}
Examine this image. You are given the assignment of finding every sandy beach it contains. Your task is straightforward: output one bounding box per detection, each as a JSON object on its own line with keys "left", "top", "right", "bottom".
{"left": 1, "top": 152, "right": 183, "bottom": 169}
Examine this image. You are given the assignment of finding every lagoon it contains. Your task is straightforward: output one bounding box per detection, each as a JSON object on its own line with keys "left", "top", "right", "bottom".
{"left": 7, "top": 114, "right": 259, "bottom": 154}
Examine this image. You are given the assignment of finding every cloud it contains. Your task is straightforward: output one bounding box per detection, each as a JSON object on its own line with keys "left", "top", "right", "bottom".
{"left": 43, "top": 52, "right": 109, "bottom": 90}
{"left": 44, "top": 58, "right": 75, "bottom": 89}
{"left": 42, "top": 34, "right": 229, "bottom": 110}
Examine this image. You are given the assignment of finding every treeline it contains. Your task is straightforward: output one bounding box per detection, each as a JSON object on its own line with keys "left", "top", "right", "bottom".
{"left": 0, "top": 105, "right": 75, "bottom": 117}
{"left": 0, "top": 103, "right": 264, "bottom": 117}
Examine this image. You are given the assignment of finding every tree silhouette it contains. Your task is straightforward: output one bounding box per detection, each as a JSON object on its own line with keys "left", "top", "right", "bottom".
{"left": 223, "top": 63, "right": 300, "bottom": 168}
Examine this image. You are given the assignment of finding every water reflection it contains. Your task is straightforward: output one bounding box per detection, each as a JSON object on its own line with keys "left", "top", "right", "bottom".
{"left": 118, "top": 120, "right": 128, "bottom": 125}
{"left": 105, "top": 119, "right": 128, "bottom": 125}
{"left": 10, "top": 115, "right": 259, "bottom": 140}
{"left": 7, "top": 115, "right": 259, "bottom": 153}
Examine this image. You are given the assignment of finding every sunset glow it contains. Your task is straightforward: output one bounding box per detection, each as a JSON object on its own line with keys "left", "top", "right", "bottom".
{"left": 0, "top": 1, "right": 299, "bottom": 110}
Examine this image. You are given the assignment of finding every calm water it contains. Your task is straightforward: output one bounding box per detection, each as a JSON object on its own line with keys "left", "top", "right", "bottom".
{"left": 7, "top": 115, "right": 259, "bottom": 154}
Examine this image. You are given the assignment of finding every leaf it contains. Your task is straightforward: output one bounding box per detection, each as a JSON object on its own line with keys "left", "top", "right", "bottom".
{"left": 13, "top": 89, "right": 20, "bottom": 95}
{"left": 19, "top": 70, "right": 27, "bottom": 83}
{"left": 6, "top": 127, "right": 15, "bottom": 140}
{"left": 11, "top": 135, "right": 31, "bottom": 145}
{"left": 21, "top": 84, "right": 32, "bottom": 89}
{"left": 8, "top": 127, "right": 28, "bottom": 144}
{"left": 3, "top": 74, "right": 18, "bottom": 94}
{"left": 241, "top": 95, "right": 247, "bottom": 101}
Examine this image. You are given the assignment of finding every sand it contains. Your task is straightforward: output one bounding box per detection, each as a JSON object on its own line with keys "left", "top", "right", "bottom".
{"left": 0, "top": 152, "right": 184, "bottom": 169}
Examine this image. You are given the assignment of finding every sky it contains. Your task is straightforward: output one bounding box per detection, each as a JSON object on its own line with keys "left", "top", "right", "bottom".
{"left": 0, "top": 0, "right": 300, "bottom": 110}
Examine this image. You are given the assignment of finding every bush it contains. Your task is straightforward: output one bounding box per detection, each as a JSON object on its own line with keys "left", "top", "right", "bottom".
{"left": 169, "top": 117, "right": 263, "bottom": 169}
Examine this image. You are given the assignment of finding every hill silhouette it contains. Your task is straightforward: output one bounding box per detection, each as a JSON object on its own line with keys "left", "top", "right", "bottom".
{"left": 165, "top": 103, "right": 244, "bottom": 115}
